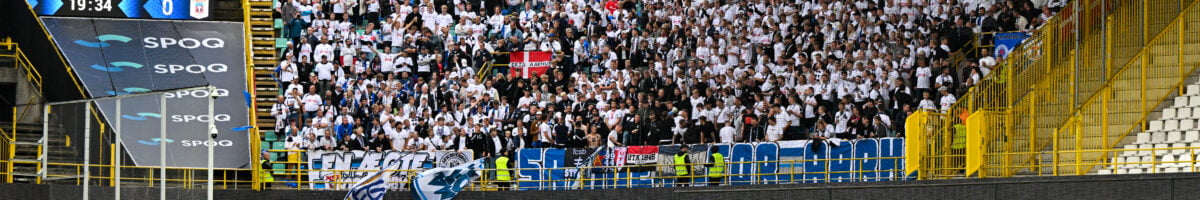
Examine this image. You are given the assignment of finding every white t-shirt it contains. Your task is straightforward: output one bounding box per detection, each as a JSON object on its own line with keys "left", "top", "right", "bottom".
{"left": 378, "top": 53, "right": 398, "bottom": 73}
{"left": 302, "top": 94, "right": 322, "bottom": 112}
{"left": 940, "top": 94, "right": 957, "bottom": 110}
{"left": 315, "top": 43, "right": 334, "bottom": 62}
{"left": 766, "top": 125, "right": 784, "bottom": 141}
{"left": 315, "top": 62, "right": 336, "bottom": 80}
{"left": 279, "top": 61, "right": 297, "bottom": 82}
{"left": 915, "top": 66, "right": 932, "bottom": 89}
{"left": 719, "top": 126, "right": 736, "bottom": 143}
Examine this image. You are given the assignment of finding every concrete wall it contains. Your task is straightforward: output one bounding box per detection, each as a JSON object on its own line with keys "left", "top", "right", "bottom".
{"left": 6, "top": 173, "right": 1200, "bottom": 200}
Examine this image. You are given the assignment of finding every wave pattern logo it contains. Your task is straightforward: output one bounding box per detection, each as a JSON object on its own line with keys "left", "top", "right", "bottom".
{"left": 89, "top": 61, "right": 144, "bottom": 72}
{"left": 106, "top": 87, "right": 151, "bottom": 95}
{"left": 137, "top": 138, "right": 175, "bottom": 146}
{"left": 122, "top": 112, "right": 163, "bottom": 121}
{"left": 74, "top": 34, "right": 132, "bottom": 48}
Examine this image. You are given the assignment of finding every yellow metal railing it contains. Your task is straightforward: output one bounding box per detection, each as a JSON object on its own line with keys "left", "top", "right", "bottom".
{"left": 990, "top": 146, "right": 1200, "bottom": 175}
{"left": 244, "top": 0, "right": 265, "bottom": 191}
{"left": 31, "top": 161, "right": 255, "bottom": 189}
{"left": 0, "top": 37, "right": 46, "bottom": 184}
{"left": 260, "top": 150, "right": 905, "bottom": 191}
{"left": 913, "top": 0, "right": 1200, "bottom": 179}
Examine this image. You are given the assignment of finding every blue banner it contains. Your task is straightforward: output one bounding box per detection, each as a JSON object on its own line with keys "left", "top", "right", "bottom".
{"left": 855, "top": 139, "right": 882, "bottom": 181}
{"left": 516, "top": 148, "right": 543, "bottom": 190}
{"left": 728, "top": 143, "right": 755, "bottom": 185}
{"left": 828, "top": 140, "right": 855, "bottom": 182}
{"left": 504, "top": 138, "right": 906, "bottom": 190}
{"left": 994, "top": 32, "right": 1031, "bottom": 59}
{"left": 754, "top": 143, "right": 779, "bottom": 184}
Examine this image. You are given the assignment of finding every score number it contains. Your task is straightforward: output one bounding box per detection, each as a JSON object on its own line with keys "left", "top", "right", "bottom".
{"left": 70, "top": 0, "right": 113, "bottom": 12}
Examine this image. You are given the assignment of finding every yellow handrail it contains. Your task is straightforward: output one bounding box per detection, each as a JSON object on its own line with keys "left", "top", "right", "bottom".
{"left": 916, "top": 0, "right": 1200, "bottom": 178}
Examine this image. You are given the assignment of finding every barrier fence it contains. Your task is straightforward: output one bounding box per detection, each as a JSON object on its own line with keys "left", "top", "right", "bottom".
{"left": 913, "top": 0, "right": 1200, "bottom": 179}
{"left": 261, "top": 138, "right": 909, "bottom": 191}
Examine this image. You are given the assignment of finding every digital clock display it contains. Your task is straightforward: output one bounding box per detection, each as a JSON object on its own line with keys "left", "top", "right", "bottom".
{"left": 29, "top": 0, "right": 210, "bottom": 20}
{"left": 69, "top": 0, "right": 114, "bottom": 12}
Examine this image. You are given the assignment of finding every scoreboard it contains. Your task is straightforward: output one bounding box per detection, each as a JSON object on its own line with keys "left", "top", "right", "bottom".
{"left": 28, "top": 0, "right": 211, "bottom": 20}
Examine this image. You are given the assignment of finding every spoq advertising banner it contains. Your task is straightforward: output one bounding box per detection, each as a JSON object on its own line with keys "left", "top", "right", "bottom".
{"left": 42, "top": 17, "right": 250, "bottom": 168}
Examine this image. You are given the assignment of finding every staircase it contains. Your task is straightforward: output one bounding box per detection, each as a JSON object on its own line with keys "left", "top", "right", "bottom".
{"left": 7, "top": 123, "right": 76, "bottom": 184}
{"left": 248, "top": 0, "right": 278, "bottom": 134}
{"left": 963, "top": 0, "right": 1200, "bottom": 177}
{"left": 1032, "top": 1, "right": 1200, "bottom": 175}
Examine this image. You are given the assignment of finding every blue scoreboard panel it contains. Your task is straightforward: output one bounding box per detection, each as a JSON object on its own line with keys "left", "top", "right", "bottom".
{"left": 28, "top": 0, "right": 211, "bottom": 20}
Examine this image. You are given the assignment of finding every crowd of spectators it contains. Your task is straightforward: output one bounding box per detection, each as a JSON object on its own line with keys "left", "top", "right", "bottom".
{"left": 270, "top": 0, "right": 1065, "bottom": 158}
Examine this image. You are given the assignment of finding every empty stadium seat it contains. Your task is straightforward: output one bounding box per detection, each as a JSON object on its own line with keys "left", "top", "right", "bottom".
{"left": 1155, "top": 144, "right": 1170, "bottom": 155}
{"left": 1141, "top": 156, "right": 1155, "bottom": 168}
{"left": 1117, "top": 168, "right": 1128, "bottom": 174}
{"left": 1138, "top": 144, "right": 1154, "bottom": 156}
{"left": 1186, "top": 131, "right": 1200, "bottom": 141}
{"left": 1181, "top": 108, "right": 1195, "bottom": 119}
{"left": 1124, "top": 145, "right": 1140, "bottom": 156}
{"left": 264, "top": 131, "right": 278, "bottom": 141}
{"left": 1165, "top": 108, "right": 1178, "bottom": 119}
{"left": 1192, "top": 142, "right": 1200, "bottom": 154}
{"left": 1188, "top": 85, "right": 1200, "bottom": 96}
{"left": 1129, "top": 168, "right": 1144, "bottom": 174}
{"left": 1172, "top": 143, "right": 1188, "bottom": 155}
{"left": 1123, "top": 156, "right": 1139, "bottom": 169}
{"left": 1168, "top": 132, "right": 1184, "bottom": 143}
{"left": 1165, "top": 167, "right": 1181, "bottom": 173}
{"left": 1165, "top": 120, "right": 1180, "bottom": 131}
{"left": 1176, "top": 96, "right": 1189, "bottom": 108}
{"left": 1180, "top": 155, "right": 1195, "bottom": 168}
{"left": 1152, "top": 132, "right": 1168, "bottom": 143}
{"left": 1160, "top": 155, "right": 1178, "bottom": 168}
{"left": 1151, "top": 120, "right": 1165, "bottom": 131}
{"left": 1181, "top": 120, "right": 1196, "bottom": 130}
{"left": 1099, "top": 169, "right": 1113, "bottom": 174}
{"left": 1136, "top": 133, "right": 1152, "bottom": 144}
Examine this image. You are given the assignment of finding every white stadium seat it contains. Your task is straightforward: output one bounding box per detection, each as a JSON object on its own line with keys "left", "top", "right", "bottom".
{"left": 1165, "top": 120, "right": 1180, "bottom": 131}
{"left": 1142, "top": 156, "right": 1156, "bottom": 168}
{"left": 1181, "top": 120, "right": 1195, "bottom": 131}
{"left": 1193, "top": 142, "right": 1200, "bottom": 154}
{"left": 1117, "top": 169, "right": 1128, "bottom": 174}
{"left": 1179, "top": 155, "right": 1196, "bottom": 169}
{"left": 1139, "top": 144, "right": 1154, "bottom": 156}
{"left": 1186, "top": 131, "right": 1200, "bottom": 142}
{"left": 1192, "top": 97, "right": 1200, "bottom": 108}
{"left": 1098, "top": 169, "right": 1113, "bottom": 175}
{"left": 1177, "top": 96, "right": 1190, "bottom": 108}
{"left": 1155, "top": 144, "right": 1170, "bottom": 155}
{"left": 1172, "top": 143, "right": 1188, "bottom": 155}
{"left": 1124, "top": 156, "right": 1139, "bottom": 169}
{"left": 1137, "top": 132, "right": 1152, "bottom": 144}
{"left": 1152, "top": 132, "right": 1168, "bottom": 144}
{"left": 1188, "top": 85, "right": 1200, "bottom": 96}
{"left": 1164, "top": 108, "right": 1178, "bottom": 119}
{"left": 1168, "top": 131, "right": 1184, "bottom": 143}
{"left": 1160, "top": 155, "right": 1178, "bottom": 168}
{"left": 1124, "top": 145, "right": 1140, "bottom": 156}
{"left": 1150, "top": 120, "right": 1164, "bottom": 131}
{"left": 1181, "top": 108, "right": 1194, "bottom": 119}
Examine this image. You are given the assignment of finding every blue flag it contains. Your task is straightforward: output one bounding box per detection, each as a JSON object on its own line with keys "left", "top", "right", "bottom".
{"left": 411, "top": 159, "right": 485, "bottom": 200}
{"left": 344, "top": 160, "right": 401, "bottom": 200}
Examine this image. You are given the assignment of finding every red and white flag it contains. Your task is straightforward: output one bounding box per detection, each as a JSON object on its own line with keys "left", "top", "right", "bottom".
{"left": 509, "top": 51, "right": 552, "bottom": 78}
